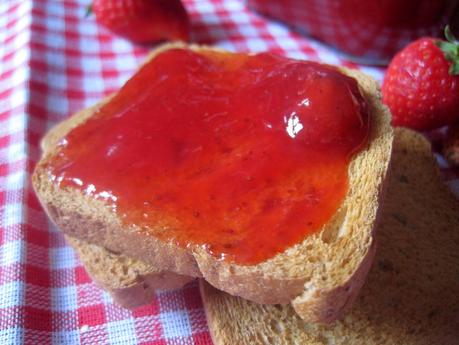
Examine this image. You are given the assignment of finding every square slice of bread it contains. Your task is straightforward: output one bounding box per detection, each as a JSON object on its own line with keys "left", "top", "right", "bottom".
{"left": 200, "top": 128, "right": 459, "bottom": 345}
{"left": 32, "top": 43, "right": 393, "bottom": 323}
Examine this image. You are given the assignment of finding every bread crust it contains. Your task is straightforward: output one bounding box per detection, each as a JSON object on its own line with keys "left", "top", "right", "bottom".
{"left": 199, "top": 128, "right": 459, "bottom": 344}
{"left": 32, "top": 43, "right": 393, "bottom": 323}
{"left": 66, "top": 236, "right": 193, "bottom": 308}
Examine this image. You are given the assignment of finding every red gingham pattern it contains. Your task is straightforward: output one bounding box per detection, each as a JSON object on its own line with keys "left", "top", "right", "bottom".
{"left": 1, "top": 1, "right": 458, "bottom": 344}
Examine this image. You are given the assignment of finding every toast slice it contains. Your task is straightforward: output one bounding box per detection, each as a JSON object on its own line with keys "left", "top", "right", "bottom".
{"left": 65, "top": 236, "right": 193, "bottom": 308}
{"left": 32, "top": 43, "right": 393, "bottom": 323}
{"left": 200, "top": 128, "right": 459, "bottom": 345}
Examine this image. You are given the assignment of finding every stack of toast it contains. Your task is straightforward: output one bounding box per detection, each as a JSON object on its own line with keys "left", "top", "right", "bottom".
{"left": 32, "top": 44, "right": 459, "bottom": 344}
{"left": 201, "top": 129, "right": 459, "bottom": 344}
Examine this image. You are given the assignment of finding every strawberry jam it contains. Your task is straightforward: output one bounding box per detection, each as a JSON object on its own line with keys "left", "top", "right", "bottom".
{"left": 46, "top": 49, "right": 370, "bottom": 265}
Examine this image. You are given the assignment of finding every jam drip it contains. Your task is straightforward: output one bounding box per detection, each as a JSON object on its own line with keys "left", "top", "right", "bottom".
{"left": 46, "top": 49, "right": 370, "bottom": 265}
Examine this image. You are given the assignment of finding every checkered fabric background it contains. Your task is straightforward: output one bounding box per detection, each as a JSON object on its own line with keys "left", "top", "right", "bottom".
{"left": 1, "top": 1, "right": 458, "bottom": 344}
{"left": 246, "top": 0, "right": 447, "bottom": 63}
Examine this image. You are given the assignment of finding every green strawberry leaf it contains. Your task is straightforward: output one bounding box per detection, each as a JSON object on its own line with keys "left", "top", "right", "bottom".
{"left": 85, "top": 4, "right": 93, "bottom": 18}
{"left": 436, "top": 26, "right": 459, "bottom": 75}
{"left": 450, "top": 61, "right": 459, "bottom": 75}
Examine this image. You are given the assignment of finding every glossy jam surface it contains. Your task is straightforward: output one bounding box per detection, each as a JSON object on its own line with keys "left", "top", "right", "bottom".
{"left": 46, "top": 49, "right": 370, "bottom": 264}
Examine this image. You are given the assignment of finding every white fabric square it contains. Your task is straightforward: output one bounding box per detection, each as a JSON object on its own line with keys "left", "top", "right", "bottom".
{"left": 0, "top": 281, "right": 25, "bottom": 309}
{"left": 80, "top": 55, "right": 102, "bottom": 73}
{"left": 238, "top": 24, "right": 259, "bottom": 37}
{"left": 1, "top": 202, "right": 24, "bottom": 227}
{"left": 45, "top": 1, "right": 65, "bottom": 17}
{"left": 111, "top": 39, "right": 134, "bottom": 54}
{"left": 230, "top": 11, "right": 251, "bottom": 24}
{"left": 160, "top": 311, "right": 191, "bottom": 338}
{"left": 276, "top": 37, "right": 301, "bottom": 51}
{"left": 51, "top": 286, "right": 78, "bottom": 312}
{"left": 45, "top": 15, "right": 65, "bottom": 32}
{"left": 194, "top": 2, "right": 216, "bottom": 13}
{"left": 44, "top": 32, "right": 66, "bottom": 50}
{"left": 106, "top": 319, "right": 137, "bottom": 345}
{"left": 47, "top": 71, "right": 67, "bottom": 89}
{"left": 82, "top": 74, "right": 104, "bottom": 93}
{"left": 224, "top": 0, "right": 244, "bottom": 11}
{"left": 46, "top": 93, "right": 68, "bottom": 115}
{"left": 246, "top": 37, "right": 268, "bottom": 52}
{"left": 51, "top": 331, "right": 80, "bottom": 345}
{"left": 78, "top": 21, "right": 99, "bottom": 36}
{"left": 0, "top": 240, "right": 25, "bottom": 266}
{"left": 0, "top": 327, "right": 24, "bottom": 345}
{"left": 4, "top": 171, "right": 26, "bottom": 192}
{"left": 10, "top": 89, "right": 27, "bottom": 109}
{"left": 50, "top": 246, "right": 76, "bottom": 270}
{"left": 114, "top": 54, "right": 137, "bottom": 73}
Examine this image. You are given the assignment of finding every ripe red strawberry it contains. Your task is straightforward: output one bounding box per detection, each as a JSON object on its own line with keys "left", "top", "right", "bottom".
{"left": 382, "top": 27, "right": 459, "bottom": 131}
{"left": 92, "top": 0, "right": 190, "bottom": 44}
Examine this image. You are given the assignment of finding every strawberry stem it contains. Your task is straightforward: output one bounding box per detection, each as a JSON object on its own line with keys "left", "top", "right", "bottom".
{"left": 444, "top": 25, "right": 458, "bottom": 44}
{"left": 85, "top": 4, "right": 93, "bottom": 18}
{"left": 436, "top": 25, "right": 459, "bottom": 75}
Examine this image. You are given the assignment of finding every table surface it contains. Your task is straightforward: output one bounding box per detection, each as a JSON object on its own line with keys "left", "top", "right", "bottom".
{"left": 1, "top": 1, "right": 458, "bottom": 344}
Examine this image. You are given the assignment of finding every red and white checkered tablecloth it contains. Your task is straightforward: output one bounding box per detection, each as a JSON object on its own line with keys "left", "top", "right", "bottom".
{"left": 1, "top": 1, "right": 458, "bottom": 344}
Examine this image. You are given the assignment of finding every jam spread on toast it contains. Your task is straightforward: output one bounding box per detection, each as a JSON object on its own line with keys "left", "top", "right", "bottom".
{"left": 46, "top": 49, "right": 370, "bottom": 264}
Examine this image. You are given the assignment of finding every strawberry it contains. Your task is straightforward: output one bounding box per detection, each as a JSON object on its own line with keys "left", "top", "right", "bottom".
{"left": 382, "top": 26, "right": 459, "bottom": 131}
{"left": 91, "top": 0, "right": 190, "bottom": 44}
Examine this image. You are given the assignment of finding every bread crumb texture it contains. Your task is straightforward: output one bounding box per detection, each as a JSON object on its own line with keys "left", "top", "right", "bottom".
{"left": 32, "top": 44, "right": 393, "bottom": 323}
{"left": 201, "top": 128, "right": 459, "bottom": 345}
